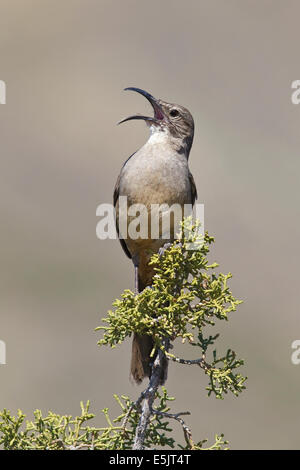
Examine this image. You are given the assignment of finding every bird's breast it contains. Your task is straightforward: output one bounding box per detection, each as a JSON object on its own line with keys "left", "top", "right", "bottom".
{"left": 119, "top": 148, "right": 191, "bottom": 207}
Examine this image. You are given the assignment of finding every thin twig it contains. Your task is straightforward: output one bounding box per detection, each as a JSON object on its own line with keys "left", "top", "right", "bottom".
{"left": 48, "top": 439, "right": 95, "bottom": 451}
{"left": 152, "top": 409, "right": 194, "bottom": 448}
{"left": 167, "top": 353, "right": 211, "bottom": 372}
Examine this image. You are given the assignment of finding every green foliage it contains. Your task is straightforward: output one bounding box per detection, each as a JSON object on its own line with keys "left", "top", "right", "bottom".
{"left": 97, "top": 219, "right": 246, "bottom": 399}
{"left": 193, "top": 332, "right": 246, "bottom": 399}
{"left": 0, "top": 219, "right": 246, "bottom": 450}
{"left": 0, "top": 390, "right": 228, "bottom": 450}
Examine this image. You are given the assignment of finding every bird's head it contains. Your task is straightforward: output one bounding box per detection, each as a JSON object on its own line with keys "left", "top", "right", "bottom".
{"left": 119, "top": 87, "right": 194, "bottom": 157}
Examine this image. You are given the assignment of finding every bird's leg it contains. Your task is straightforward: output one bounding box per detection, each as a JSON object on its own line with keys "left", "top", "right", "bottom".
{"left": 132, "top": 254, "right": 140, "bottom": 295}
{"left": 158, "top": 242, "right": 172, "bottom": 257}
{"left": 134, "top": 264, "right": 139, "bottom": 295}
{"left": 159, "top": 240, "right": 183, "bottom": 258}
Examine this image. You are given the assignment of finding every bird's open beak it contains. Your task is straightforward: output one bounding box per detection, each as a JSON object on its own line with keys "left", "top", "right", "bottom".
{"left": 118, "top": 87, "right": 165, "bottom": 125}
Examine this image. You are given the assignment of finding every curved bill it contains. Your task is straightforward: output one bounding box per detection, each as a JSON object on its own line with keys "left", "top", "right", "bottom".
{"left": 118, "top": 115, "right": 157, "bottom": 125}
{"left": 118, "top": 87, "right": 165, "bottom": 125}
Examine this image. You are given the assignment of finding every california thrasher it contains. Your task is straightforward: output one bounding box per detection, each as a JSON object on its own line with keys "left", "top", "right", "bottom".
{"left": 114, "top": 87, "right": 197, "bottom": 384}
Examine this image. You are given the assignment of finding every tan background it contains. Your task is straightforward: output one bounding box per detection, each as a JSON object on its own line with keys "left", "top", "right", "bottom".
{"left": 0, "top": 0, "right": 300, "bottom": 449}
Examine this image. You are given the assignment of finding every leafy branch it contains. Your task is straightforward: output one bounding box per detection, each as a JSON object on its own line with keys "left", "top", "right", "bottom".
{"left": 0, "top": 392, "right": 228, "bottom": 450}
{"left": 0, "top": 219, "right": 246, "bottom": 450}
{"left": 96, "top": 219, "right": 246, "bottom": 448}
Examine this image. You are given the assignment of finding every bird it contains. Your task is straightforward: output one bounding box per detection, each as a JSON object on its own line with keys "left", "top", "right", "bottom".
{"left": 113, "top": 87, "right": 197, "bottom": 385}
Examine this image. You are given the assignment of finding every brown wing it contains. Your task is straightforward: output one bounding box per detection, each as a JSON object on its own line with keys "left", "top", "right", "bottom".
{"left": 188, "top": 170, "right": 198, "bottom": 206}
{"left": 113, "top": 163, "right": 132, "bottom": 260}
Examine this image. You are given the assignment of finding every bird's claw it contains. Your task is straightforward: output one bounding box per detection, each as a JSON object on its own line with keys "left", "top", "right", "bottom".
{"left": 158, "top": 243, "right": 172, "bottom": 257}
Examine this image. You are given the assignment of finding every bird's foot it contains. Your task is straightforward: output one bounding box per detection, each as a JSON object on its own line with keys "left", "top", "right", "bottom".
{"left": 158, "top": 243, "right": 172, "bottom": 257}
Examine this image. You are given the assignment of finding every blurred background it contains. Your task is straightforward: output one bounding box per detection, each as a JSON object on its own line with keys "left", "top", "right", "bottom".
{"left": 0, "top": 0, "right": 299, "bottom": 449}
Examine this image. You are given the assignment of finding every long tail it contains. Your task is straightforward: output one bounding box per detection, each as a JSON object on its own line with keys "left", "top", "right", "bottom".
{"left": 130, "top": 272, "right": 168, "bottom": 385}
{"left": 130, "top": 333, "right": 168, "bottom": 385}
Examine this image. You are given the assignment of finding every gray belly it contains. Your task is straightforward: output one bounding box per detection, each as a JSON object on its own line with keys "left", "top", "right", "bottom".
{"left": 116, "top": 150, "right": 193, "bottom": 260}
{"left": 119, "top": 152, "right": 192, "bottom": 207}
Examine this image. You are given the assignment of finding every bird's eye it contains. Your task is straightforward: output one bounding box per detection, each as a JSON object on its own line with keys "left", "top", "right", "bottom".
{"left": 170, "top": 109, "right": 179, "bottom": 118}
